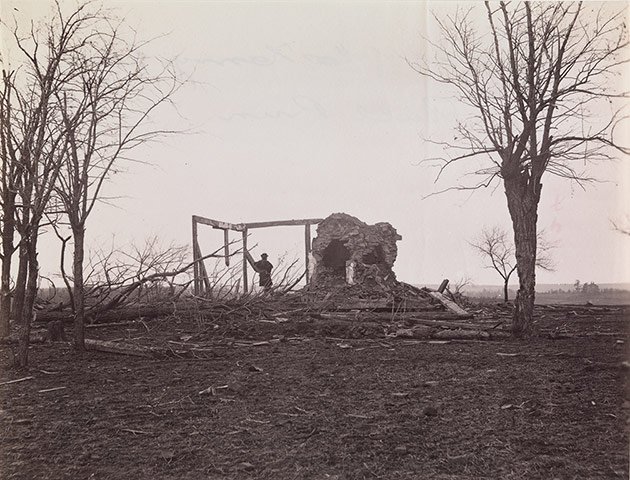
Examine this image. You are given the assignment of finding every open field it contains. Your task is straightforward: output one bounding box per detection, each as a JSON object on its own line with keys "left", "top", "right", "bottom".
{"left": 535, "top": 292, "right": 630, "bottom": 306}
{"left": 1, "top": 304, "right": 629, "bottom": 479}
{"left": 464, "top": 291, "right": 630, "bottom": 306}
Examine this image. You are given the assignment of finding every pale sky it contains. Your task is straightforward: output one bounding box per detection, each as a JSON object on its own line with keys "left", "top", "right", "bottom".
{"left": 4, "top": 1, "right": 630, "bottom": 287}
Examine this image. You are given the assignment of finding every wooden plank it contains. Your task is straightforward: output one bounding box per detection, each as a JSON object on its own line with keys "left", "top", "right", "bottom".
{"left": 428, "top": 291, "right": 470, "bottom": 316}
{"left": 193, "top": 238, "right": 211, "bottom": 295}
{"left": 242, "top": 229, "right": 249, "bottom": 293}
{"left": 244, "top": 250, "right": 258, "bottom": 271}
{"left": 192, "top": 217, "right": 200, "bottom": 295}
{"left": 313, "top": 314, "right": 485, "bottom": 332}
{"left": 192, "top": 215, "right": 243, "bottom": 231}
{"left": 198, "top": 248, "right": 211, "bottom": 293}
{"left": 304, "top": 223, "right": 311, "bottom": 284}
{"left": 391, "top": 317, "right": 479, "bottom": 329}
{"left": 244, "top": 218, "right": 323, "bottom": 229}
{"left": 223, "top": 229, "right": 230, "bottom": 266}
{"left": 84, "top": 339, "right": 169, "bottom": 358}
{"left": 193, "top": 216, "right": 322, "bottom": 231}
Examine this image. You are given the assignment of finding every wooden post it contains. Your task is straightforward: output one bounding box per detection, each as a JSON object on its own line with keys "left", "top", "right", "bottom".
{"left": 223, "top": 229, "right": 230, "bottom": 266}
{"left": 304, "top": 223, "right": 312, "bottom": 284}
{"left": 198, "top": 250, "right": 211, "bottom": 294}
{"left": 242, "top": 228, "right": 249, "bottom": 293}
{"left": 192, "top": 217, "right": 200, "bottom": 296}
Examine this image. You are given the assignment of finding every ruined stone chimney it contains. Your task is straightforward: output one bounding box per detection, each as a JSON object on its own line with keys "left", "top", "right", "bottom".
{"left": 310, "top": 213, "right": 402, "bottom": 289}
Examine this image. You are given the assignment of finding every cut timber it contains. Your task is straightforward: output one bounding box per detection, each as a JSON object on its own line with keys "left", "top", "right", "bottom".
{"left": 385, "top": 317, "right": 484, "bottom": 330}
{"left": 0, "top": 332, "right": 47, "bottom": 344}
{"left": 433, "top": 329, "right": 490, "bottom": 340}
{"left": 85, "top": 321, "right": 142, "bottom": 329}
{"left": 325, "top": 301, "right": 442, "bottom": 312}
{"left": 428, "top": 291, "right": 470, "bottom": 317}
{"left": 393, "top": 326, "right": 435, "bottom": 339}
{"left": 36, "top": 304, "right": 181, "bottom": 323}
{"left": 84, "top": 339, "right": 185, "bottom": 358}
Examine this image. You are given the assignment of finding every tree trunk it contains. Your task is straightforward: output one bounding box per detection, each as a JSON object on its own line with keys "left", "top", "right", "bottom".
{"left": 0, "top": 192, "right": 16, "bottom": 337}
{"left": 15, "top": 235, "right": 39, "bottom": 368}
{"left": 72, "top": 226, "right": 86, "bottom": 350}
{"left": 505, "top": 178, "right": 540, "bottom": 337}
{"left": 12, "top": 242, "right": 29, "bottom": 330}
{"left": 503, "top": 280, "right": 509, "bottom": 303}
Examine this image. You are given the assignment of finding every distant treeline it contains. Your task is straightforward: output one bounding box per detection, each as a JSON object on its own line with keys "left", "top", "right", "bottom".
{"left": 467, "top": 281, "right": 629, "bottom": 298}
{"left": 543, "top": 287, "right": 629, "bottom": 294}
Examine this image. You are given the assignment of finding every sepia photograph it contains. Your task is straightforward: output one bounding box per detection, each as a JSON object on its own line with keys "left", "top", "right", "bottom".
{"left": 1, "top": 1, "right": 629, "bottom": 478}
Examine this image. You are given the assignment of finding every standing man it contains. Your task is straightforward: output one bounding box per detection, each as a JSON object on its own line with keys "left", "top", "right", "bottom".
{"left": 254, "top": 253, "right": 273, "bottom": 291}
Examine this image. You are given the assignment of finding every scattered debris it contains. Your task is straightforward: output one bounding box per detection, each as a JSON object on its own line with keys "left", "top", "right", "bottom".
{"left": 199, "top": 385, "right": 229, "bottom": 396}
{"left": 237, "top": 462, "right": 255, "bottom": 472}
{"left": 84, "top": 339, "right": 166, "bottom": 358}
{"left": 0, "top": 377, "right": 34, "bottom": 386}
{"left": 121, "top": 429, "right": 153, "bottom": 436}
{"left": 38, "top": 386, "right": 67, "bottom": 393}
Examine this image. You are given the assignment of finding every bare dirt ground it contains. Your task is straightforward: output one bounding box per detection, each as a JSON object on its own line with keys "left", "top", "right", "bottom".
{"left": 1, "top": 303, "right": 628, "bottom": 479}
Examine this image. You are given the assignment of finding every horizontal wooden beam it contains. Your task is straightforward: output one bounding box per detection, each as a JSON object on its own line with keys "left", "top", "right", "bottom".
{"left": 192, "top": 215, "right": 244, "bottom": 231}
{"left": 193, "top": 215, "right": 323, "bottom": 231}
{"left": 244, "top": 218, "right": 324, "bottom": 229}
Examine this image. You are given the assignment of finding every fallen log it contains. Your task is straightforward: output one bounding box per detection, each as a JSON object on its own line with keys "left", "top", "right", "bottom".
{"left": 433, "top": 329, "right": 490, "bottom": 340}
{"left": 311, "top": 313, "right": 502, "bottom": 338}
{"left": 34, "top": 301, "right": 253, "bottom": 324}
{"left": 0, "top": 332, "right": 47, "bottom": 344}
{"left": 391, "top": 324, "right": 509, "bottom": 341}
{"left": 391, "top": 326, "right": 436, "bottom": 339}
{"left": 83, "top": 339, "right": 187, "bottom": 358}
{"left": 375, "top": 316, "right": 485, "bottom": 330}
{"left": 35, "top": 305, "right": 179, "bottom": 323}
{"left": 315, "top": 311, "right": 465, "bottom": 323}
{"left": 85, "top": 321, "right": 143, "bottom": 329}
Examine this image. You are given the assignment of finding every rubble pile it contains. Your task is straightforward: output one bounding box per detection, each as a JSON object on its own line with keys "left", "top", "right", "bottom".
{"left": 298, "top": 213, "right": 447, "bottom": 314}
{"left": 298, "top": 280, "right": 444, "bottom": 313}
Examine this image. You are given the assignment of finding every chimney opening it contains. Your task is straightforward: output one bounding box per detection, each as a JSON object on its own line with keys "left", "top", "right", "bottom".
{"left": 322, "top": 239, "right": 350, "bottom": 275}
{"left": 362, "top": 245, "right": 384, "bottom": 265}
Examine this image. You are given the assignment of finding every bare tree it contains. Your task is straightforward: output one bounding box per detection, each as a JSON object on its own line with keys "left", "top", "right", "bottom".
{"left": 0, "top": 1, "right": 179, "bottom": 365}
{"left": 412, "top": 3, "right": 628, "bottom": 336}
{"left": 470, "top": 226, "right": 554, "bottom": 303}
{"left": 0, "top": 5, "right": 88, "bottom": 364}
{"left": 0, "top": 72, "right": 21, "bottom": 337}
{"left": 49, "top": 3, "right": 180, "bottom": 349}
